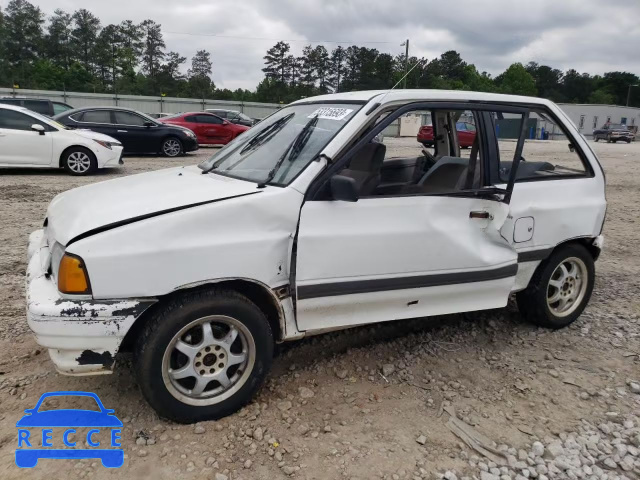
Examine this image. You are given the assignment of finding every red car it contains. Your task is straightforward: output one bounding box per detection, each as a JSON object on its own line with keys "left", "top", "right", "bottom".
{"left": 417, "top": 121, "right": 476, "bottom": 148}
{"left": 159, "top": 112, "right": 249, "bottom": 145}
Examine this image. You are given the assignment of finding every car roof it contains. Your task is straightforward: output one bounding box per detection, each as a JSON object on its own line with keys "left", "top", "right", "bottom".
{"left": 290, "top": 89, "right": 553, "bottom": 108}
{"left": 0, "top": 103, "right": 32, "bottom": 113}
{"left": 60, "top": 106, "right": 143, "bottom": 116}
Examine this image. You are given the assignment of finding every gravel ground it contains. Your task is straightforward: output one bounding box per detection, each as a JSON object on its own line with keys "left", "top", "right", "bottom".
{"left": 0, "top": 140, "right": 638, "bottom": 480}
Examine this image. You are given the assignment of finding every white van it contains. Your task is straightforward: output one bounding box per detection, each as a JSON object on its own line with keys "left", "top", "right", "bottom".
{"left": 26, "top": 90, "right": 606, "bottom": 422}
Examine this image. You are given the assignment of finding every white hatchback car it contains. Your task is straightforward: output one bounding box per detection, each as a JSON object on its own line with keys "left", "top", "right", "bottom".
{"left": 26, "top": 90, "right": 606, "bottom": 422}
{"left": 0, "top": 104, "right": 123, "bottom": 175}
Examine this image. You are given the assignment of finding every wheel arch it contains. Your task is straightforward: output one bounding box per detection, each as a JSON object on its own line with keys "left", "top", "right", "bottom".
{"left": 552, "top": 237, "right": 601, "bottom": 261}
{"left": 58, "top": 144, "right": 96, "bottom": 168}
{"left": 119, "top": 278, "right": 285, "bottom": 353}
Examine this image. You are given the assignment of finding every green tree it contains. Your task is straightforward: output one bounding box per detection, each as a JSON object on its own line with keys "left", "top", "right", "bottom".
{"left": 525, "top": 62, "right": 564, "bottom": 101}
{"left": 187, "top": 49, "right": 214, "bottom": 98}
{"left": 262, "top": 41, "right": 290, "bottom": 84}
{"left": 600, "top": 72, "right": 640, "bottom": 106}
{"left": 561, "top": 69, "right": 595, "bottom": 103}
{"left": 3, "top": 0, "right": 44, "bottom": 85}
{"left": 140, "top": 19, "right": 165, "bottom": 93}
{"left": 71, "top": 9, "right": 101, "bottom": 72}
{"left": 496, "top": 63, "right": 537, "bottom": 96}
{"left": 588, "top": 88, "right": 615, "bottom": 105}
{"left": 46, "top": 9, "right": 73, "bottom": 70}
{"left": 118, "top": 20, "right": 144, "bottom": 72}
{"left": 328, "top": 46, "right": 345, "bottom": 92}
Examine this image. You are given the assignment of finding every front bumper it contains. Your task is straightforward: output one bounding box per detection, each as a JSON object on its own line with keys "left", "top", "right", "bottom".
{"left": 183, "top": 136, "right": 199, "bottom": 152}
{"left": 98, "top": 146, "right": 125, "bottom": 168}
{"left": 26, "top": 230, "right": 154, "bottom": 375}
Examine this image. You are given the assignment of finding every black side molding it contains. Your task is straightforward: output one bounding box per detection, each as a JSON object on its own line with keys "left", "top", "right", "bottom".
{"left": 298, "top": 264, "right": 518, "bottom": 300}
{"left": 517, "top": 248, "right": 553, "bottom": 263}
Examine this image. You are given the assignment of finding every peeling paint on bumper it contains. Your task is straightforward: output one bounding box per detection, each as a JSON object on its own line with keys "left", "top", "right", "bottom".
{"left": 26, "top": 229, "right": 155, "bottom": 376}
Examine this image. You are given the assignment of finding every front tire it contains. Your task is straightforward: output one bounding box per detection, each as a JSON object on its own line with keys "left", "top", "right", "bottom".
{"left": 62, "top": 147, "right": 97, "bottom": 176}
{"left": 161, "top": 137, "right": 183, "bottom": 157}
{"left": 516, "top": 244, "right": 595, "bottom": 329}
{"left": 134, "top": 289, "right": 273, "bottom": 423}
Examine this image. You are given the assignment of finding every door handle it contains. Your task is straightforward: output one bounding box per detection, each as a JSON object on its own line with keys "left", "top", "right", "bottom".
{"left": 117, "top": 130, "right": 128, "bottom": 133}
{"left": 470, "top": 211, "right": 491, "bottom": 219}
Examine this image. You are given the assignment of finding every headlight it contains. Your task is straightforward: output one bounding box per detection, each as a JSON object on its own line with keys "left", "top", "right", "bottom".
{"left": 183, "top": 129, "right": 196, "bottom": 138}
{"left": 93, "top": 139, "right": 121, "bottom": 150}
{"left": 58, "top": 253, "right": 92, "bottom": 295}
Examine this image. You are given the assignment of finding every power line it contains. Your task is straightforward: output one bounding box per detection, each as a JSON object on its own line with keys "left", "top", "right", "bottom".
{"left": 165, "top": 30, "right": 397, "bottom": 45}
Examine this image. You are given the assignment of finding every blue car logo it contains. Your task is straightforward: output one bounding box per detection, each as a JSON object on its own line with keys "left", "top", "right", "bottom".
{"left": 15, "top": 391, "right": 123, "bottom": 468}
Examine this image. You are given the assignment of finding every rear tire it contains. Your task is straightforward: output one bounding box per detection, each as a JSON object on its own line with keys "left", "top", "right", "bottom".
{"left": 516, "top": 244, "right": 595, "bottom": 329}
{"left": 62, "top": 147, "right": 97, "bottom": 176}
{"left": 594, "top": 136, "right": 599, "bottom": 142}
{"left": 134, "top": 289, "right": 273, "bottom": 423}
{"left": 161, "top": 137, "right": 183, "bottom": 157}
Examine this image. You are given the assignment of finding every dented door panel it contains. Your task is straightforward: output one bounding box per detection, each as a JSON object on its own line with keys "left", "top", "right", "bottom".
{"left": 295, "top": 195, "right": 518, "bottom": 332}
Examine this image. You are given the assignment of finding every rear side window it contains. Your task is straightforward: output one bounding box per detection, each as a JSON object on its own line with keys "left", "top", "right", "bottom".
{"left": 493, "top": 108, "right": 589, "bottom": 183}
{"left": 24, "top": 100, "right": 50, "bottom": 115}
{"left": 81, "top": 110, "right": 112, "bottom": 124}
{"left": 114, "top": 111, "right": 146, "bottom": 126}
{"left": 197, "top": 115, "right": 223, "bottom": 124}
{"left": 0, "top": 109, "right": 43, "bottom": 131}
{"left": 52, "top": 102, "right": 73, "bottom": 115}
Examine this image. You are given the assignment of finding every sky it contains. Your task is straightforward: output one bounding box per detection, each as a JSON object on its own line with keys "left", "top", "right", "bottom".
{"left": 3, "top": 0, "right": 640, "bottom": 90}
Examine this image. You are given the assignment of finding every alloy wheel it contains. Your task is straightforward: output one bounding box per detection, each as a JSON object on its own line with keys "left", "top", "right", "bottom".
{"left": 163, "top": 139, "right": 182, "bottom": 157}
{"left": 67, "top": 151, "right": 91, "bottom": 173}
{"left": 547, "top": 257, "right": 588, "bottom": 318}
{"left": 162, "top": 315, "right": 255, "bottom": 406}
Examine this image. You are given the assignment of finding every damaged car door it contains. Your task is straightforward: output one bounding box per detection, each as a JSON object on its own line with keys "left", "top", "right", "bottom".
{"left": 294, "top": 103, "right": 524, "bottom": 332}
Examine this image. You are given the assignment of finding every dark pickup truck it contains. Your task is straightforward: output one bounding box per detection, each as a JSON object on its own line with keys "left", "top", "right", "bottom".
{"left": 593, "top": 123, "right": 635, "bottom": 143}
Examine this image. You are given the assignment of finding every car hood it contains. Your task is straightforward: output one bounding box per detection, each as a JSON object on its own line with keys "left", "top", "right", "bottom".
{"left": 46, "top": 166, "right": 260, "bottom": 246}
{"left": 71, "top": 129, "right": 120, "bottom": 143}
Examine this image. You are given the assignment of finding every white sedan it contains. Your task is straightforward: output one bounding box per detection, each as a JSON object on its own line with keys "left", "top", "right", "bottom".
{"left": 0, "top": 104, "right": 123, "bottom": 175}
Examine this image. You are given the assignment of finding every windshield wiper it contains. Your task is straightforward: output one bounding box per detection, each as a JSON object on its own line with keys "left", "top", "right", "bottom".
{"left": 240, "top": 113, "right": 295, "bottom": 155}
{"left": 257, "top": 115, "right": 319, "bottom": 188}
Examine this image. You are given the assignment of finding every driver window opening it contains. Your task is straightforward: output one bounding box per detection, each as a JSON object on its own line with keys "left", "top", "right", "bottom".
{"left": 336, "top": 109, "right": 484, "bottom": 197}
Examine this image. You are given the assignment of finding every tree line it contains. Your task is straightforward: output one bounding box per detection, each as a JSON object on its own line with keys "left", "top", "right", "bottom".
{"left": 1, "top": 0, "right": 639, "bottom": 107}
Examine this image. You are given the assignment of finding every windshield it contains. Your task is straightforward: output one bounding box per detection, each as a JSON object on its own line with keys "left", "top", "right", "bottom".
{"left": 199, "top": 103, "right": 362, "bottom": 186}
{"left": 238, "top": 112, "right": 253, "bottom": 122}
{"left": 608, "top": 124, "right": 627, "bottom": 130}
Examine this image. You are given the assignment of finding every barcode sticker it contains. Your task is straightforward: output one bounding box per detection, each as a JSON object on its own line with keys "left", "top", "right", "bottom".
{"left": 308, "top": 107, "right": 354, "bottom": 121}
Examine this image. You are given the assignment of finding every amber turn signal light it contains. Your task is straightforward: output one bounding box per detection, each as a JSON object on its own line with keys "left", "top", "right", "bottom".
{"left": 58, "top": 254, "right": 92, "bottom": 295}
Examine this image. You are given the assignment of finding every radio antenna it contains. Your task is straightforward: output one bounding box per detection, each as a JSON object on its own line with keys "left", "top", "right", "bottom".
{"left": 366, "top": 59, "right": 427, "bottom": 114}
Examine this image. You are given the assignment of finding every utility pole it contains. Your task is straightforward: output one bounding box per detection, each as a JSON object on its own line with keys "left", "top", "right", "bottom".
{"left": 627, "top": 84, "right": 639, "bottom": 107}
{"left": 401, "top": 39, "right": 409, "bottom": 89}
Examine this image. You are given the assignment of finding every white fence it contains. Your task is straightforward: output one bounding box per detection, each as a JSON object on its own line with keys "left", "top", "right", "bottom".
{"left": 0, "top": 88, "right": 282, "bottom": 120}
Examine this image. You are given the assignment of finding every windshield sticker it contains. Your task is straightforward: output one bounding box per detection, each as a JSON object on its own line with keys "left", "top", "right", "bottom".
{"left": 308, "top": 107, "right": 354, "bottom": 121}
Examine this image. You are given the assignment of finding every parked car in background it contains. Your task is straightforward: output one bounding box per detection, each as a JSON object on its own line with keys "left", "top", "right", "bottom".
{"left": 205, "top": 109, "right": 256, "bottom": 127}
{"left": 418, "top": 121, "right": 476, "bottom": 147}
{"left": 0, "top": 97, "right": 74, "bottom": 117}
{"left": 26, "top": 90, "right": 606, "bottom": 423}
{"left": 148, "top": 112, "right": 174, "bottom": 119}
{"left": 593, "top": 123, "right": 634, "bottom": 143}
{"left": 158, "top": 112, "right": 249, "bottom": 145}
{"left": 0, "top": 104, "right": 123, "bottom": 175}
{"left": 53, "top": 107, "right": 199, "bottom": 157}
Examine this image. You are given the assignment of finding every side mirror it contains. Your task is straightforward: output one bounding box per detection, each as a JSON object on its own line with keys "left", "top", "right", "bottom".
{"left": 222, "top": 120, "right": 229, "bottom": 125}
{"left": 568, "top": 143, "right": 575, "bottom": 153}
{"left": 31, "top": 124, "right": 45, "bottom": 135}
{"left": 144, "top": 121, "right": 154, "bottom": 128}
{"left": 331, "top": 174, "right": 359, "bottom": 202}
